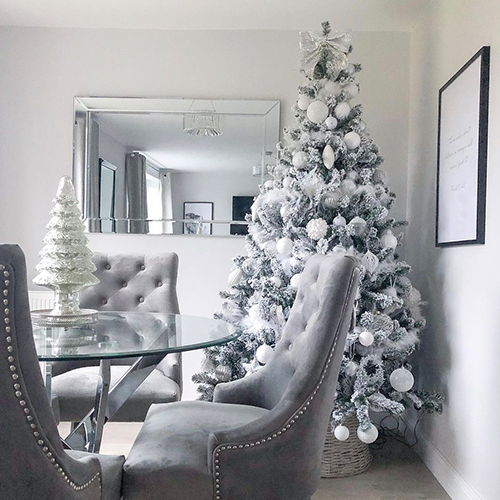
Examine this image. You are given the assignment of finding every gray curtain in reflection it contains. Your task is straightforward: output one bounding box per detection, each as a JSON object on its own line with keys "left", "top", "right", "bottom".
{"left": 126, "top": 152, "right": 149, "bottom": 234}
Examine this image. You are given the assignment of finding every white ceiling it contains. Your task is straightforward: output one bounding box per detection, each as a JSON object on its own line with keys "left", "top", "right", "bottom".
{"left": 0, "top": 0, "right": 428, "bottom": 31}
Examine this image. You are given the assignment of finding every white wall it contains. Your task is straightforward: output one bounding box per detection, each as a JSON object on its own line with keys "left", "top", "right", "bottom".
{"left": 406, "top": 3, "right": 500, "bottom": 500}
{"left": 0, "top": 26, "right": 411, "bottom": 400}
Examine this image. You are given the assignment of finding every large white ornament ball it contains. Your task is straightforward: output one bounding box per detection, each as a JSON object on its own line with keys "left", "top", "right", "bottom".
{"left": 340, "top": 179, "right": 356, "bottom": 196}
{"left": 292, "top": 151, "right": 308, "bottom": 169}
{"left": 323, "top": 80, "right": 342, "bottom": 97}
{"left": 359, "top": 330, "right": 374, "bottom": 347}
{"left": 344, "top": 131, "right": 361, "bottom": 150}
{"left": 307, "top": 100, "right": 329, "bottom": 124}
{"left": 325, "top": 116, "right": 338, "bottom": 130}
{"left": 283, "top": 176, "right": 293, "bottom": 189}
{"left": 256, "top": 344, "right": 274, "bottom": 365}
{"left": 227, "top": 268, "right": 242, "bottom": 287}
{"left": 333, "top": 215, "right": 346, "bottom": 227}
{"left": 290, "top": 273, "right": 302, "bottom": 290}
{"left": 297, "top": 95, "right": 311, "bottom": 111}
{"left": 277, "top": 237, "right": 294, "bottom": 256}
{"left": 334, "top": 102, "right": 351, "bottom": 120}
{"left": 270, "top": 276, "right": 282, "bottom": 287}
{"left": 381, "top": 230, "right": 398, "bottom": 250}
{"left": 322, "top": 144, "right": 335, "bottom": 169}
{"left": 306, "top": 218, "right": 328, "bottom": 241}
{"left": 390, "top": 368, "right": 415, "bottom": 392}
{"left": 334, "top": 425, "right": 350, "bottom": 442}
{"left": 357, "top": 424, "right": 379, "bottom": 444}
{"left": 343, "top": 82, "right": 359, "bottom": 99}
{"left": 215, "top": 364, "right": 232, "bottom": 382}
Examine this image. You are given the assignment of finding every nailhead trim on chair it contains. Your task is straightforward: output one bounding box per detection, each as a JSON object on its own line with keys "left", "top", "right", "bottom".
{"left": 212, "top": 271, "right": 355, "bottom": 500}
{"left": 0, "top": 264, "right": 101, "bottom": 492}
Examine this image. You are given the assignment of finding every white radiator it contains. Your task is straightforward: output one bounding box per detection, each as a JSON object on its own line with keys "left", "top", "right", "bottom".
{"left": 28, "top": 291, "right": 54, "bottom": 311}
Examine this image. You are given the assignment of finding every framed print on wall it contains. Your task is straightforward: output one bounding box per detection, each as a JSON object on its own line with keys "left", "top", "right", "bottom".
{"left": 183, "top": 202, "right": 214, "bottom": 235}
{"left": 436, "top": 46, "right": 490, "bottom": 247}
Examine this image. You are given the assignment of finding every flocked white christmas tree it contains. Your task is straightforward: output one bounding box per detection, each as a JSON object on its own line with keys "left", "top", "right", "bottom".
{"left": 194, "top": 23, "right": 443, "bottom": 444}
{"left": 34, "top": 176, "right": 98, "bottom": 316}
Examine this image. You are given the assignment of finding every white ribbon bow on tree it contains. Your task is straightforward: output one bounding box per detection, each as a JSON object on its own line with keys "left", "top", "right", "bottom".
{"left": 299, "top": 30, "right": 352, "bottom": 77}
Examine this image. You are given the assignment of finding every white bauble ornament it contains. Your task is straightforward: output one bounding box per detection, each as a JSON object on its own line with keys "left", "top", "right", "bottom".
{"left": 292, "top": 151, "right": 308, "bottom": 169}
{"left": 280, "top": 205, "right": 291, "bottom": 218}
{"left": 307, "top": 100, "right": 329, "bottom": 124}
{"left": 290, "top": 273, "right": 302, "bottom": 290}
{"left": 256, "top": 344, "right": 274, "bottom": 365}
{"left": 382, "top": 287, "right": 398, "bottom": 298}
{"left": 323, "top": 80, "right": 342, "bottom": 97}
{"left": 264, "top": 179, "right": 274, "bottom": 190}
{"left": 325, "top": 116, "right": 338, "bottom": 130}
{"left": 283, "top": 176, "right": 293, "bottom": 189}
{"left": 349, "top": 216, "right": 367, "bottom": 236}
{"left": 361, "top": 250, "right": 379, "bottom": 274}
{"left": 334, "top": 425, "right": 350, "bottom": 441}
{"left": 340, "top": 179, "right": 356, "bottom": 196}
{"left": 297, "top": 95, "right": 311, "bottom": 111}
{"left": 215, "top": 364, "right": 232, "bottom": 382}
{"left": 322, "top": 144, "right": 335, "bottom": 169}
{"left": 333, "top": 215, "right": 346, "bottom": 227}
{"left": 227, "top": 268, "right": 242, "bottom": 287}
{"left": 242, "top": 258, "right": 258, "bottom": 275}
{"left": 381, "top": 230, "right": 398, "bottom": 249}
{"left": 262, "top": 240, "right": 277, "bottom": 255}
{"left": 343, "top": 82, "right": 359, "bottom": 99}
{"left": 357, "top": 424, "right": 378, "bottom": 444}
{"left": 270, "top": 276, "right": 282, "bottom": 287}
{"left": 332, "top": 245, "right": 346, "bottom": 256}
{"left": 322, "top": 190, "right": 342, "bottom": 209}
{"left": 390, "top": 368, "right": 415, "bottom": 392}
{"left": 359, "top": 120, "right": 367, "bottom": 132}
{"left": 344, "top": 131, "right": 361, "bottom": 150}
{"left": 277, "top": 237, "right": 293, "bottom": 256}
{"left": 334, "top": 102, "right": 351, "bottom": 120}
{"left": 346, "top": 361, "right": 358, "bottom": 376}
{"left": 359, "top": 330, "right": 374, "bottom": 347}
{"left": 306, "top": 218, "right": 328, "bottom": 241}
{"left": 346, "top": 64, "right": 356, "bottom": 75}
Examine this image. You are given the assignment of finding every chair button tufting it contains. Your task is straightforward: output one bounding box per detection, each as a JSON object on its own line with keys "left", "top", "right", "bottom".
{"left": 122, "top": 282, "right": 127, "bottom": 288}
{"left": 140, "top": 264, "right": 145, "bottom": 271}
{"left": 138, "top": 296, "right": 144, "bottom": 303}
{"left": 288, "top": 343, "right": 293, "bottom": 351}
{"left": 101, "top": 299, "right": 107, "bottom": 305}
{"left": 157, "top": 281, "right": 162, "bottom": 287}
{"left": 105, "top": 264, "right": 111, "bottom": 270}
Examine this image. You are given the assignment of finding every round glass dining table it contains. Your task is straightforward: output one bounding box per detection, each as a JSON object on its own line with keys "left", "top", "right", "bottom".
{"left": 33, "top": 312, "right": 239, "bottom": 453}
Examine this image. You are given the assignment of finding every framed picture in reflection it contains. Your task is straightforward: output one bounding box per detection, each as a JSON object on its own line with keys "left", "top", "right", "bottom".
{"left": 230, "top": 196, "right": 254, "bottom": 236}
{"left": 183, "top": 202, "right": 213, "bottom": 235}
{"left": 436, "top": 46, "right": 490, "bottom": 247}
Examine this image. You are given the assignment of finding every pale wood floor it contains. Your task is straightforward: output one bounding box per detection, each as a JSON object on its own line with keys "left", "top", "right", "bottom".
{"left": 59, "top": 423, "right": 451, "bottom": 500}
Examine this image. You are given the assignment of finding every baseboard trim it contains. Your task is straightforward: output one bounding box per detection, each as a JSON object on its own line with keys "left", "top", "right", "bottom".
{"left": 402, "top": 415, "right": 483, "bottom": 500}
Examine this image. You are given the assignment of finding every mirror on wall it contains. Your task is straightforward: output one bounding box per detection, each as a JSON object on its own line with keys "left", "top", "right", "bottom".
{"left": 73, "top": 97, "right": 280, "bottom": 236}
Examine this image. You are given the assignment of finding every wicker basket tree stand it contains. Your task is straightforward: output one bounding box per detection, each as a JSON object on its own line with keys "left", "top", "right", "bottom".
{"left": 321, "top": 415, "right": 372, "bottom": 478}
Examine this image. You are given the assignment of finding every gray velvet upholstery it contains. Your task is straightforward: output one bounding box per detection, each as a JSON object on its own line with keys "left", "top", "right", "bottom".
{"left": 123, "top": 254, "right": 359, "bottom": 500}
{"left": 51, "top": 252, "right": 182, "bottom": 423}
{"left": 0, "top": 244, "right": 124, "bottom": 500}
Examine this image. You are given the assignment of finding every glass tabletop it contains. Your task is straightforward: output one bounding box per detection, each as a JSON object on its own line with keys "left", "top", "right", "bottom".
{"left": 33, "top": 312, "right": 239, "bottom": 361}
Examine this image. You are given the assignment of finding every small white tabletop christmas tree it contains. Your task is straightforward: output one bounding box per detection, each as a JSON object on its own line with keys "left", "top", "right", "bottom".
{"left": 33, "top": 176, "right": 99, "bottom": 322}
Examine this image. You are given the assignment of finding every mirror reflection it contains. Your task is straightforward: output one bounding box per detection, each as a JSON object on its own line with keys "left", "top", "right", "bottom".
{"left": 73, "top": 97, "right": 280, "bottom": 236}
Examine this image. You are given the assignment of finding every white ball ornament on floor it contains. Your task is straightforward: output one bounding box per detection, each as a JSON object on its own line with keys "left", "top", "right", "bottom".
{"left": 322, "top": 144, "right": 335, "bottom": 169}
{"left": 344, "top": 131, "right": 361, "bottom": 150}
{"left": 333, "top": 215, "right": 346, "bottom": 227}
{"left": 277, "top": 237, "right": 293, "bottom": 256}
{"left": 334, "top": 425, "right": 350, "bottom": 442}
{"left": 340, "top": 179, "right": 356, "bottom": 197}
{"left": 323, "top": 80, "right": 342, "bottom": 97}
{"left": 227, "top": 268, "right": 243, "bottom": 287}
{"left": 292, "top": 151, "right": 308, "bottom": 169}
{"left": 307, "top": 100, "right": 329, "bottom": 124}
{"left": 334, "top": 102, "right": 351, "bottom": 120}
{"left": 359, "top": 330, "right": 374, "bottom": 347}
{"left": 297, "top": 95, "right": 311, "bottom": 111}
{"left": 324, "top": 116, "right": 338, "bottom": 130}
{"left": 306, "top": 218, "right": 328, "bottom": 241}
{"left": 390, "top": 368, "right": 415, "bottom": 392}
{"left": 357, "top": 424, "right": 378, "bottom": 444}
{"left": 256, "top": 344, "right": 274, "bottom": 365}
{"left": 290, "top": 273, "right": 302, "bottom": 290}
{"left": 381, "top": 230, "right": 398, "bottom": 250}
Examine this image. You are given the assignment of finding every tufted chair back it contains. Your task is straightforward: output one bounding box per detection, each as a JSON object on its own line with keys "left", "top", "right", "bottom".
{"left": 0, "top": 244, "right": 107, "bottom": 499}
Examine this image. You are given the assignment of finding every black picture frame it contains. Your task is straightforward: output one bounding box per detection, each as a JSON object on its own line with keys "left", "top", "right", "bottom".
{"left": 436, "top": 46, "right": 490, "bottom": 247}
{"left": 183, "top": 202, "right": 214, "bottom": 235}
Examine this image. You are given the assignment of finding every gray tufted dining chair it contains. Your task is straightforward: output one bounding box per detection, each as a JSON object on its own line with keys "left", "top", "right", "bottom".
{"left": 123, "top": 253, "right": 359, "bottom": 500}
{"left": 0, "top": 244, "right": 124, "bottom": 500}
{"left": 51, "top": 253, "right": 182, "bottom": 424}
